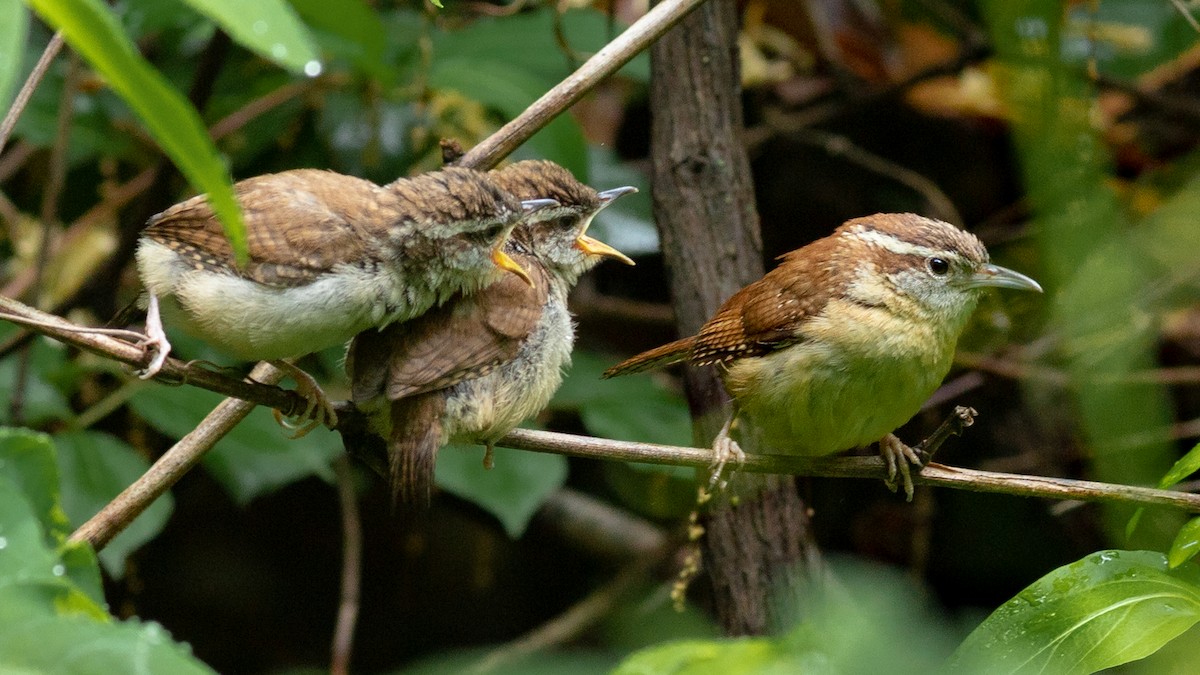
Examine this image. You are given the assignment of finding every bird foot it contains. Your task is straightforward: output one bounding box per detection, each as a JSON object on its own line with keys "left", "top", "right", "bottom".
{"left": 708, "top": 420, "right": 746, "bottom": 491}
{"left": 138, "top": 294, "right": 172, "bottom": 379}
{"left": 880, "top": 433, "right": 924, "bottom": 502}
{"left": 269, "top": 360, "right": 338, "bottom": 438}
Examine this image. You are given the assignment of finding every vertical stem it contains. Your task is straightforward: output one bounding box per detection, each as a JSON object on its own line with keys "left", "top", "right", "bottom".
{"left": 330, "top": 455, "right": 363, "bottom": 675}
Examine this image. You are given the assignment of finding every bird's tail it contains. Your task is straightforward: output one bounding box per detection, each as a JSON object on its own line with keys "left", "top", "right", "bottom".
{"left": 602, "top": 336, "right": 696, "bottom": 378}
{"left": 388, "top": 393, "right": 445, "bottom": 507}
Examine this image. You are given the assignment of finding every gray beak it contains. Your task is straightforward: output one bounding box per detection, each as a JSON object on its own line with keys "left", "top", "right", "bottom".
{"left": 597, "top": 186, "right": 638, "bottom": 207}
{"left": 965, "top": 263, "right": 1043, "bottom": 293}
{"left": 521, "top": 198, "right": 559, "bottom": 213}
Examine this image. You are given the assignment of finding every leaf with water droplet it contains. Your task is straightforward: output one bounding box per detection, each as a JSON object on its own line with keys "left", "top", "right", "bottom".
{"left": 950, "top": 550, "right": 1200, "bottom": 674}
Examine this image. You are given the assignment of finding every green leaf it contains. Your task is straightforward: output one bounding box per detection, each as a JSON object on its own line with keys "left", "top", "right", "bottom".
{"left": 128, "top": 385, "right": 339, "bottom": 504}
{"left": 0, "top": 0, "right": 28, "bottom": 110}
{"left": 0, "top": 613, "right": 215, "bottom": 674}
{"left": 436, "top": 441, "right": 567, "bottom": 538}
{"left": 27, "top": 0, "right": 248, "bottom": 263}
{"left": 181, "top": 0, "right": 318, "bottom": 73}
{"left": 1169, "top": 517, "right": 1200, "bottom": 569}
{"left": 1158, "top": 442, "right": 1200, "bottom": 489}
{"left": 0, "top": 474, "right": 107, "bottom": 624}
{"left": 0, "top": 428, "right": 106, "bottom": 606}
{"left": 949, "top": 550, "right": 1200, "bottom": 674}
{"left": 0, "top": 427, "right": 71, "bottom": 544}
{"left": 0, "top": 468, "right": 211, "bottom": 672}
{"left": 54, "top": 431, "right": 173, "bottom": 577}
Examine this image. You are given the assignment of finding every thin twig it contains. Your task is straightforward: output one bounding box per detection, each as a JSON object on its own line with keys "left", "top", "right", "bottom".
{"left": 456, "top": 0, "right": 709, "bottom": 169}
{"left": 11, "top": 287, "right": 1200, "bottom": 552}
{"left": 69, "top": 362, "right": 284, "bottom": 550}
{"left": 0, "top": 295, "right": 309, "bottom": 415}
{"left": 493, "top": 428, "right": 1200, "bottom": 513}
{"left": 1171, "top": 0, "right": 1200, "bottom": 33}
{"left": 0, "top": 33, "right": 64, "bottom": 155}
{"left": 330, "top": 455, "right": 362, "bottom": 675}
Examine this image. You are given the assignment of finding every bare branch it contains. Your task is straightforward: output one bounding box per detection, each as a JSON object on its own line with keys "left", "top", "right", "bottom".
{"left": 495, "top": 428, "right": 1200, "bottom": 513}
{"left": 456, "top": 0, "right": 708, "bottom": 169}
{"left": 0, "top": 33, "right": 64, "bottom": 155}
{"left": 69, "top": 362, "right": 284, "bottom": 550}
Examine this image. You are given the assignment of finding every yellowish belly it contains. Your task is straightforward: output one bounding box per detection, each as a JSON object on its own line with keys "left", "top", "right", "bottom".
{"left": 722, "top": 330, "right": 955, "bottom": 455}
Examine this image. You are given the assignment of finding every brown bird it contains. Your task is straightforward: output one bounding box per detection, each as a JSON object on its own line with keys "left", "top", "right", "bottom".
{"left": 604, "top": 213, "right": 1042, "bottom": 499}
{"left": 135, "top": 167, "right": 550, "bottom": 429}
{"left": 347, "top": 160, "right": 635, "bottom": 504}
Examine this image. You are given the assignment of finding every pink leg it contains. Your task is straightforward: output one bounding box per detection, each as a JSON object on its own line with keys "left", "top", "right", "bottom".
{"left": 139, "top": 294, "right": 172, "bottom": 379}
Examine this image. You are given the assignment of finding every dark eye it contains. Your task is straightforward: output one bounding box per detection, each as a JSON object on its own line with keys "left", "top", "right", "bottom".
{"left": 928, "top": 257, "right": 950, "bottom": 276}
{"left": 554, "top": 216, "right": 576, "bottom": 229}
{"left": 471, "top": 223, "right": 505, "bottom": 243}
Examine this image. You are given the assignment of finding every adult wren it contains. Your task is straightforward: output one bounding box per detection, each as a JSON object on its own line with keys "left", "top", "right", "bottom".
{"left": 346, "top": 160, "right": 635, "bottom": 504}
{"left": 604, "top": 213, "right": 1042, "bottom": 499}
{"left": 135, "top": 166, "right": 551, "bottom": 429}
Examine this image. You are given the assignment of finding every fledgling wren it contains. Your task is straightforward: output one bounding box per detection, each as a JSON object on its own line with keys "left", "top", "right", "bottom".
{"left": 604, "top": 213, "right": 1042, "bottom": 499}
{"left": 135, "top": 166, "right": 550, "bottom": 429}
{"left": 346, "top": 160, "right": 635, "bottom": 504}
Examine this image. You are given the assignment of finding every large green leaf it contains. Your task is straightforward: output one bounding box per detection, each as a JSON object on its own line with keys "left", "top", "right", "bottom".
{"left": 54, "top": 430, "right": 173, "bottom": 577}
{"left": 129, "top": 384, "right": 339, "bottom": 504}
{"left": 436, "top": 440, "right": 568, "bottom": 538}
{"left": 182, "top": 0, "right": 318, "bottom": 74}
{"left": 0, "top": 0, "right": 28, "bottom": 110}
{"left": 949, "top": 550, "right": 1200, "bottom": 674}
{"left": 0, "top": 427, "right": 71, "bottom": 544}
{"left": 0, "top": 474, "right": 107, "bottom": 623}
{"left": 0, "top": 477, "right": 212, "bottom": 673}
{"left": 27, "top": 0, "right": 248, "bottom": 262}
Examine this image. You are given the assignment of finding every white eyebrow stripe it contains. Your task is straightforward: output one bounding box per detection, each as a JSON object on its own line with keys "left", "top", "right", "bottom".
{"left": 848, "top": 226, "right": 940, "bottom": 258}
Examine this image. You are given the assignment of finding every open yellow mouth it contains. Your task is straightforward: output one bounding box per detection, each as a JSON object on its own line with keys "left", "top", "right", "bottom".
{"left": 574, "top": 235, "right": 635, "bottom": 266}
{"left": 492, "top": 248, "right": 534, "bottom": 286}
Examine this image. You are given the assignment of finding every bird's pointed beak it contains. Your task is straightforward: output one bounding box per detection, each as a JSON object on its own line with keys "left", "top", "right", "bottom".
{"left": 574, "top": 234, "right": 635, "bottom": 266}
{"left": 598, "top": 186, "right": 638, "bottom": 207}
{"left": 965, "top": 263, "right": 1043, "bottom": 293}
{"left": 520, "top": 198, "right": 559, "bottom": 214}
{"left": 492, "top": 248, "right": 534, "bottom": 287}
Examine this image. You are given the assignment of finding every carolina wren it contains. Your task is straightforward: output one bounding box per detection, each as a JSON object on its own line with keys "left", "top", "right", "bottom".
{"left": 604, "top": 213, "right": 1042, "bottom": 499}
{"left": 135, "top": 166, "right": 551, "bottom": 429}
{"left": 346, "top": 160, "right": 635, "bottom": 504}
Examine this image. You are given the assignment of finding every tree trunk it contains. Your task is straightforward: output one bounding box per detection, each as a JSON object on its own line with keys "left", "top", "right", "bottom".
{"left": 649, "top": 0, "right": 818, "bottom": 635}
